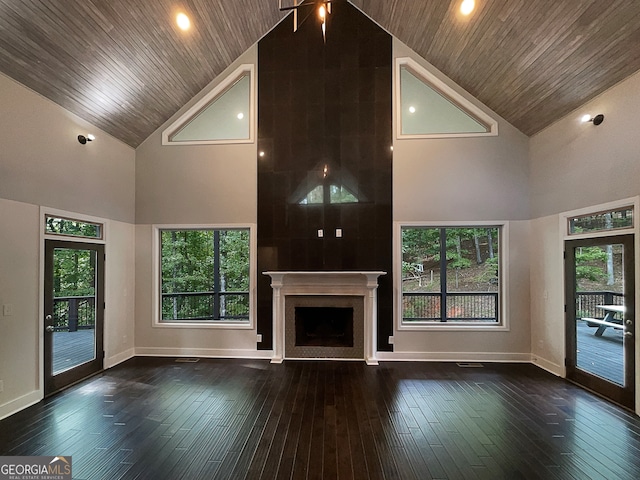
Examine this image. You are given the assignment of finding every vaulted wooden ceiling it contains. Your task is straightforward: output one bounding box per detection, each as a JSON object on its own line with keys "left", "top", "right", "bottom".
{"left": 1, "top": 0, "right": 639, "bottom": 148}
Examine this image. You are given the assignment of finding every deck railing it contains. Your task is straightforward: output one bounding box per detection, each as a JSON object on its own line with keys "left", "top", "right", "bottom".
{"left": 53, "top": 295, "right": 95, "bottom": 331}
{"left": 161, "top": 291, "right": 250, "bottom": 321}
{"left": 576, "top": 291, "right": 624, "bottom": 320}
{"left": 55, "top": 290, "right": 621, "bottom": 327}
{"left": 403, "top": 292, "right": 499, "bottom": 322}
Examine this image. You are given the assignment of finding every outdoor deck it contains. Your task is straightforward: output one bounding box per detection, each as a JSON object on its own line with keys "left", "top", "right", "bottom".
{"left": 53, "top": 329, "right": 95, "bottom": 374}
{"left": 576, "top": 320, "right": 624, "bottom": 385}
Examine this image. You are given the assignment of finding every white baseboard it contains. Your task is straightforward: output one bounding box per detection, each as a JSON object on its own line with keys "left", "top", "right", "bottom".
{"left": 135, "top": 347, "right": 274, "bottom": 360}
{"left": 105, "top": 348, "right": 136, "bottom": 369}
{"left": 531, "top": 354, "right": 564, "bottom": 377}
{"left": 0, "top": 390, "right": 42, "bottom": 421}
{"left": 376, "top": 351, "right": 532, "bottom": 363}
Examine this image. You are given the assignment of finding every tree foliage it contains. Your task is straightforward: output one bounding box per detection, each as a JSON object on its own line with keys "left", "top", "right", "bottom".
{"left": 402, "top": 227, "right": 499, "bottom": 276}
{"left": 46, "top": 217, "right": 101, "bottom": 238}
{"left": 575, "top": 246, "right": 608, "bottom": 282}
{"left": 53, "top": 248, "right": 96, "bottom": 297}
{"left": 161, "top": 229, "right": 249, "bottom": 294}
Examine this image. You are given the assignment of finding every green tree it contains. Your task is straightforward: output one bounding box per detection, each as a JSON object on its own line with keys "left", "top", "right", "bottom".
{"left": 575, "top": 246, "right": 607, "bottom": 282}
{"left": 53, "top": 249, "right": 96, "bottom": 297}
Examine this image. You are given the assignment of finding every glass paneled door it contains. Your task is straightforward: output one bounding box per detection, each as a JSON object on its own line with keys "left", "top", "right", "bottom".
{"left": 565, "top": 235, "right": 635, "bottom": 409}
{"left": 44, "top": 240, "right": 104, "bottom": 396}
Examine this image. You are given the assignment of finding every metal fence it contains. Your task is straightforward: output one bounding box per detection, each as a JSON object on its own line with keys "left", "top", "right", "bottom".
{"left": 403, "top": 292, "right": 499, "bottom": 322}
{"left": 161, "top": 291, "right": 250, "bottom": 321}
{"left": 53, "top": 296, "right": 95, "bottom": 331}
{"left": 576, "top": 291, "right": 624, "bottom": 319}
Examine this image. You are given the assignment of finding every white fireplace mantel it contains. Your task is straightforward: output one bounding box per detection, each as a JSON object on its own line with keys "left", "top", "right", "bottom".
{"left": 264, "top": 271, "right": 386, "bottom": 365}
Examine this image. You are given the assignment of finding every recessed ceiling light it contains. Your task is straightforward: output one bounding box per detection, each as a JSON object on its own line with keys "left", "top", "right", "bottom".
{"left": 460, "top": 0, "right": 475, "bottom": 16}
{"left": 237, "top": 112, "right": 244, "bottom": 120}
{"left": 176, "top": 13, "right": 191, "bottom": 31}
{"left": 408, "top": 106, "right": 416, "bottom": 114}
{"left": 581, "top": 114, "right": 592, "bottom": 123}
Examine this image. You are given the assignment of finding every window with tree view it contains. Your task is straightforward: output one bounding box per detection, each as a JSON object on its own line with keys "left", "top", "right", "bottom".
{"left": 402, "top": 226, "right": 501, "bottom": 325}
{"left": 45, "top": 215, "right": 102, "bottom": 239}
{"left": 160, "top": 229, "right": 250, "bottom": 323}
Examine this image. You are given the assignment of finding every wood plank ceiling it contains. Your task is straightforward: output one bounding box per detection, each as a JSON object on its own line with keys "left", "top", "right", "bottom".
{"left": 1, "top": 0, "right": 639, "bottom": 148}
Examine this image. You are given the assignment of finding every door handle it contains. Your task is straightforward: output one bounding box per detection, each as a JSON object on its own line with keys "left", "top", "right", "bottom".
{"left": 45, "top": 325, "right": 54, "bottom": 333}
{"left": 624, "top": 331, "right": 633, "bottom": 337}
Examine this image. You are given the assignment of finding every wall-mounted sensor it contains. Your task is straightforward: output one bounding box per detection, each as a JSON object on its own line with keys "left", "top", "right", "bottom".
{"left": 317, "top": 229, "right": 324, "bottom": 238}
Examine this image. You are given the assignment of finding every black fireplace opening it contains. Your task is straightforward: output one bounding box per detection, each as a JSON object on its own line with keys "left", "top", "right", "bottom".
{"left": 295, "top": 307, "right": 354, "bottom": 347}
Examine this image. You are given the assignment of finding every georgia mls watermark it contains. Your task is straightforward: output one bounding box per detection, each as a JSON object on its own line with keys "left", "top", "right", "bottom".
{"left": 0, "top": 456, "right": 71, "bottom": 480}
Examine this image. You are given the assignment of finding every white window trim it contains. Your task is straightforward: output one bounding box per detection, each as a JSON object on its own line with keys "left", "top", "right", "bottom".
{"left": 395, "top": 57, "right": 498, "bottom": 139}
{"left": 41, "top": 207, "right": 107, "bottom": 244}
{"left": 162, "top": 64, "right": 256, "bottom": 146}
{"left": 394, "top": 220, "right": 510, "bottom": 332}
{"left": 152, "top": 223, "right": 256, "bottom": 329}
{"left": 561, "top": 196, "right": 638, "bottom": 241}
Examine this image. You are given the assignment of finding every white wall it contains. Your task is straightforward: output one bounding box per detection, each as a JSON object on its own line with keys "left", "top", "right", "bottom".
{"left": 530, "top": 70, "right": 640, "bottom": 219}
{"left": 390, "top": 40, "right": 532, "bottom": 360}
{"left": 528, "top": 215, "right": 564, "bottom": 375}
{"left": 104, "top": 219, "right": 136, "bottom": 368}
{"left": 0, "top": 73, "right": 136, "bottom": 419}
{"left": 529, "top": 71, "right": 640, "bottom": 410}
{"left": 134, "top": 47, "right": 262, "bottom": 357}
{"left": 0, "top": 199, "right": 40, "bottom": 417}
{"left": 0, "top": 73, "right": 135, "bottom": 224}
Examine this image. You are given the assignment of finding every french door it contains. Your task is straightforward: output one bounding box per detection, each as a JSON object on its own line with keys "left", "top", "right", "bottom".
{"left": 565, "top": 234, "right": 635, "bottom": 409}
{"left": 44, "top": 240, "right": 104, "bottom": 396}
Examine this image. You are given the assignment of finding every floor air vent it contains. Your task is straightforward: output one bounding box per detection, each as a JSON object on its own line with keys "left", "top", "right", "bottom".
{"left": 175, "top": 358, "right": 200, "bottom": 363}
{"left": 456, "top": 362, "right": 484, "bottom": 368}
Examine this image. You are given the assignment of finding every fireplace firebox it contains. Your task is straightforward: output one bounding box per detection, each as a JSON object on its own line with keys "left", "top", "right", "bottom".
{"left": 295, "top": 307, "right": 354, "bottom": 347}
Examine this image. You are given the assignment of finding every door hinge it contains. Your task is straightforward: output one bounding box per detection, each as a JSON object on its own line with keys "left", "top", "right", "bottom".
{"left": 102, "top": 351, "right": 105, "bottom": 359}
{"left": 564, "top": 304, "right": 567, "bottom": 312}
{"left": 563, "top": 251, "right": 566, "bottom": 259}
{"left": 103, "top": 302, "right": 106, "bottom": 309}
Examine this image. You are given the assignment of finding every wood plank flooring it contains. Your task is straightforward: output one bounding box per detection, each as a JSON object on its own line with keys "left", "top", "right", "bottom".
{"left": 2, "top": 358, "right": 640, "bottom": 479}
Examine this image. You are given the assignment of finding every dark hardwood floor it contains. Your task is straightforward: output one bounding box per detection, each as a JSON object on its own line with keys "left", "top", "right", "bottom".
{"left": 1, "top": 358, "right": 640, "bottom": 479}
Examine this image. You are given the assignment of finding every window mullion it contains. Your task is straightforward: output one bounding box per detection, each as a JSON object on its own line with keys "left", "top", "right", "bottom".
{"left": 213, "top": 230, "right": 221, "bottom": 320}
{"left": 439, "top": 228, "right": 447, "bottom": 322}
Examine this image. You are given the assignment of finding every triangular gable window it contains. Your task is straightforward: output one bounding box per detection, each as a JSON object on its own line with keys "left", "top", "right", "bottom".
{"left": 299, "top": 185, "right": 359, "bottom": 205}
{"left": 396, "top": 58, "right": 497, "bottom": 138}
{"left": 162, "top": 64, "right": 254, "bottom": 145}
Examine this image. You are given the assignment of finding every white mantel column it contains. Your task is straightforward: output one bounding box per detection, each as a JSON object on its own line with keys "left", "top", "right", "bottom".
{"left": 268, "top": 272, "right": 285, "bottom": 364}
{"left": 364, "top": 273, "right": 381, "bottom": 365}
